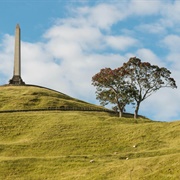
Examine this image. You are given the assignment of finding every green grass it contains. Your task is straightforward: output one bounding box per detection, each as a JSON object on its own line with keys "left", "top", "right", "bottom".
{"left": 0, "top": 85, "right": 179, "bottom": 179}
{"left": 0, "top": 85, "right": 105, "bottom": 110}
{"left": 0, "top": 111, "right": 179, "bottom": 179}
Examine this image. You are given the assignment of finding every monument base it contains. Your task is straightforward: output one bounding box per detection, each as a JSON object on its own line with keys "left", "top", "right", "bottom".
{"left": 9, "top": 75, "right": 25, "bottom": 85}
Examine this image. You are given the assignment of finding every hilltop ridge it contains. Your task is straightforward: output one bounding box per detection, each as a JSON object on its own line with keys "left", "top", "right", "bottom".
{"left": 0, "top": 85, "right": 106, "bottom": 111}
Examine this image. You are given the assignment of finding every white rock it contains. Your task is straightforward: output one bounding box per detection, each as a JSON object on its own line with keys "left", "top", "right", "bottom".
{"left": 90, "top": 160, "right": 94, "bottom": 163}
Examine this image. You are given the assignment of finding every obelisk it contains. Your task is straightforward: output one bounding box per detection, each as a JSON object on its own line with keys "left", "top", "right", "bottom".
{"left": 9, "top": 24, "right": 25, "bottom": 85}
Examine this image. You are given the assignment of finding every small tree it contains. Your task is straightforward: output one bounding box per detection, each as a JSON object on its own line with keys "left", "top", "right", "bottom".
{"left": 92, "top": 67, "right": 134, "bottom": 117}
{"left": 123, "top": 57, "right": 177, "bottom": 118}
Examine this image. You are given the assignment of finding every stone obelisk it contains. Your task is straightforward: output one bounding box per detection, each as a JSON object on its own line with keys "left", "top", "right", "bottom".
{"left": 9, "top": 24, "right": 25, "bottom": 85}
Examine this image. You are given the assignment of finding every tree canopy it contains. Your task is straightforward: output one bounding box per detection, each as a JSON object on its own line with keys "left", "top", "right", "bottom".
{"left": 92, "top": 67, "right": 134, "bottom": 117}
{"left": 123, "top": 57, "right": 177, "bottom": 118}
{"left": 92, "top": 57, "right": 177, "bottom": 118}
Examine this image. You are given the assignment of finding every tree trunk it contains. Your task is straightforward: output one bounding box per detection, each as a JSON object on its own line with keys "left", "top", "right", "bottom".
{"left": 134, "top": 102, "right": 140, "bottom": 119}
{"left": 119, "top": 110, "right": 123, "bottom": 118}
{"left": 117, "top": 103, "right": 124, "bottom": 118}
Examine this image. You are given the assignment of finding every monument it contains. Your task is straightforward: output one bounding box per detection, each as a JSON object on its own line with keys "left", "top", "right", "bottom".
{"left": 9, "top": 24, "right": 25, "bottom": 85}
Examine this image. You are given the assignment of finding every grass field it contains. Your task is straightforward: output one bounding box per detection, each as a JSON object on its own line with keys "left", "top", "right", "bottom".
{"left": 0, "top": 86, "right": 179, "bottom": 179}
{"left": 0, "top": 111, "right": 179, "bottom": 179}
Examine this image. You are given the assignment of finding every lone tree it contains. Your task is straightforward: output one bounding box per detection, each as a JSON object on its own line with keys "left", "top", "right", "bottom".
{"left": 123, "top": 57, "right": 177, "bottom": 118}
{"left": 92, "top": 67, "right": 134, "bottom": 117}
{"left": 92, "top": 57, "right": 177, "bottom": 118}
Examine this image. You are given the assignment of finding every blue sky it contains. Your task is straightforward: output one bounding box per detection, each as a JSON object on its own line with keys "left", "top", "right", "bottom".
{"left": 0, "top": 0, "right": 180, "bottom": 121}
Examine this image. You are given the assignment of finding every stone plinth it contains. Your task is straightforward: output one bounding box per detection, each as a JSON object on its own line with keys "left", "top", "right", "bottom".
{"left": 9, "top": 75, "right": 25, "bottom": 85}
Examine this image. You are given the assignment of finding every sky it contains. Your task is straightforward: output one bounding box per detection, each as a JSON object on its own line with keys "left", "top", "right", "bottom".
{"left": 0, "top": 0, "right": 180, "bottom": 121}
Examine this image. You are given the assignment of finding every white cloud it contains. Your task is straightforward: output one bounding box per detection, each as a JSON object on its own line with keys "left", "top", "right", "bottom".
{"left": 163, "top": 34, "right": 180, "bottom": 53}
{"left": 161, "top": 1, "right": 180, "bottom": 27}
{"left": 136, "top": 23, "right": 167, "bottom": 34}
{"left": 129, "top": 0, "right": 162, "bottom": 16}
{"left": 134, "top": 1, "right": 180, "bottom": 35}
{"left": 140, "top": 87, "right": 179, "bottom": 121}
{"left": 75, "top": 3, "right": 126, "bottom": 29}
{"left": 0, "top": 35, "right": 14, "bottom": 79}
{"left": 162, "top": 34, "right": 180, "bottom": 71}
{"left": 105, "top": 36, "right": 138, "bottom": 51}
{"left": 136, "top": 48, "right": 165, "bottom": 66}
{"left": 44, "top": 25, "right": 103, "bottom": 55}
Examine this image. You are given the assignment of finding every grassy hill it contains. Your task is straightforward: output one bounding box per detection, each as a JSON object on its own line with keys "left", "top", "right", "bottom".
{"left": 0, "top": 85, "right": 179, "bottom": 179}
{"left": 0, "top": 85, "right": 106, "bottom": 111}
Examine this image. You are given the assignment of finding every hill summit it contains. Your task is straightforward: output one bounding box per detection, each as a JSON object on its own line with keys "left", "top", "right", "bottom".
{"left": 0, "top": 85, "right": 106, "bottom": 111}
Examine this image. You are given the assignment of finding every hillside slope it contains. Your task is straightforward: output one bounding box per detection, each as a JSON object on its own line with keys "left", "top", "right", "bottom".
{"left": 0, "top": 111, "right": 179, "bottom": 179}
{"left": 0, "top": 85, "right": 105, "bottom": 111}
